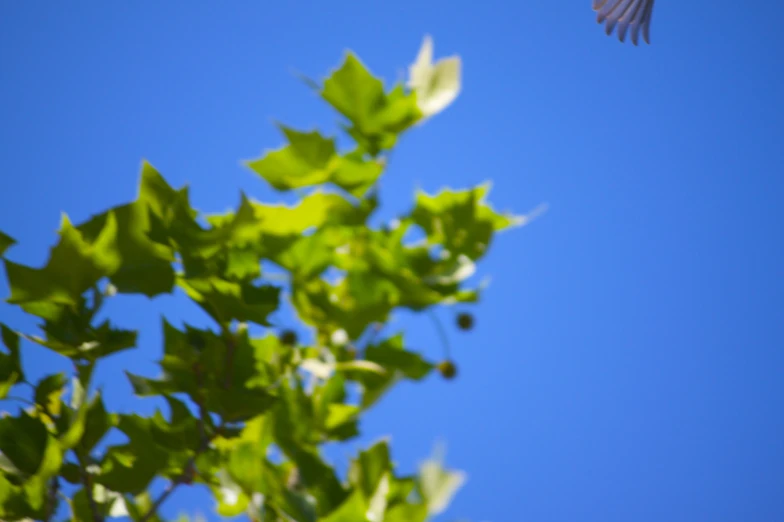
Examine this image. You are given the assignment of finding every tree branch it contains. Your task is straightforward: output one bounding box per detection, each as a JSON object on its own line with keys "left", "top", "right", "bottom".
{"left": 43, "top": 477, "right": 59, "bottom": 522}
{"left": 76, "top": 451, "right": 103, "bottom": 522}
{"left": 138, "top": 429, "right": 214, "bottom": 522}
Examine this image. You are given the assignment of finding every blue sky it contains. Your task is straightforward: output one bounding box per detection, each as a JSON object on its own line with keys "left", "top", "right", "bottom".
{"left": 2, "top": 2, "right": 783, "bottom": 521}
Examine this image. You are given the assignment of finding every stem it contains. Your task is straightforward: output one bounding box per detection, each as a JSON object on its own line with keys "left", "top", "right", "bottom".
{"left": 1, "top": 395, "right": 36, "bottom": 407}
{"left": 427, "top": 310, "right": 452, "bottom": 360}
{"left": 223, "top": 330, "right": 236, "bottom": 390}
{"left": 76, "top": 451, "right": 103, "bottom": 522}
{"left": 43, "top": 477, "right": 59, "bottom": 522}
{"left": 139, "top": 420, "right": 216, "bottom": 522}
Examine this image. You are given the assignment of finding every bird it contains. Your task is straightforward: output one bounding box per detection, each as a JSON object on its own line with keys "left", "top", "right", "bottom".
{"left": 593, "top": 0, "right": 655, "bottom": 45}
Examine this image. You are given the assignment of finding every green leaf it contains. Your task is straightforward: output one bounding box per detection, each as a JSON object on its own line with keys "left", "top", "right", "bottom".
{"left": 149, "top": 400, "right": 201, "bottom": 451}
{"left": 330, "top": 150, "right": 385, "bottom": 198}
{"left": 324, "top": 404, "right": 359, "bottom": 431}
{"left": 365, "top": 333, "right": 433, "bottom": 380}
{"left": 246, "top": 127, "right": 384, "bottom": 197}
{"left": 177, "top": 276, "right": 280, "bottom": 326}
{"left": 384, "top": 503, "right": 428, "bottom": 522}
{"left": 0, "top": 411, "right": 50, "bottom": 476}
{"left": 0, "top": 324, "right": 23, "bottom": 398}
{"left": 213, "top": 471, "right": 250, "bottom": 517}
{"left": 321, "top": 53, "right": 421, "bottom": 156}
{"left": 33, "top": 372, "right": 67, "bottom": 416}
{"left": 205, "top": 386, "right": 277, "bottom": 423}
{"left": 57, "top": 381, "right": 90, "bottom": 450}
{"left": 319, "top": 490, "right": 368, "bottom": 522}
{"left": 348, "top": 439, "right": 391, "bottom": 499}
{"left": 4, "top": 212, "right": 119, "bottom": 306}
{"left": 98, "top": 414, "right": 179, "bottom": 493}
{"left": 75, "top": 161, "right": 177, "bottom": 297}
{"left": 341, "top": 334, "right": 433, "bottom": 410}
{"left": 247, "top": 127, "right": 336, "bottom": 191}
{"left": 81, "top": 392, "right": 116, "bottom": 451}
{"left": 411, "top": 182, "right": 523, "bottom": 262}
{"left": 0, "top": 230, "right": 15, "bottom": 257}
{"left": 27, "top": 311, "right": 137, "bottom": 361}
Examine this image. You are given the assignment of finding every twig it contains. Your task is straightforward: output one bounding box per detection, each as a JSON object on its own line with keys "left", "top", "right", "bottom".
{"left": 138, "top": 428, "right": 214, "bottom": 522}
{"left": 76, "top": 451, "right": 103, "bottom": 522}
{"left": 1, "top": 395, "right": 36, "bottom": 407}
{"left": 43, "top": 477, "right": 59, "bottom": 522}
{"left": 427, "top": 310, "right": 452, "bottom": 360}
{"left": 223, "top": 331, "right": 236, "bottom": 390}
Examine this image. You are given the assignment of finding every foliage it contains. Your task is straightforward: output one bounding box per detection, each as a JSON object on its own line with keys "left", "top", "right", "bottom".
{"left": 0, "top": 36, "right": 526, "bottom": 522}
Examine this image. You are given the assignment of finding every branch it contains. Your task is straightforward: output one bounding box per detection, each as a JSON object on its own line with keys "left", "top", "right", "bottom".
{"left": 138, "top": 429, "right": 214, "bottom": 522}
{"left": 427, "top": 310, "right": 452, "bottom": 360}
{"left": 1, "top": 395, "right": 36, "bottom": 407}
{"left": 139, "top": 369, "right": 217, "bottom": 522}
{"left": 76, "top": 451, "right": 103, "bottom": 522}
{"left": 223, "top": 330, "right": 236, "bottom": 390}
{"left": 43, "top": 477, "right": 59, "bottom": 522}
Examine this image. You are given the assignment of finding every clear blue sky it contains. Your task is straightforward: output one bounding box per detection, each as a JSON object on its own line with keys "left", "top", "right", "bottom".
{"left": 2, "top": 2, "right": 783, "bottom": 521}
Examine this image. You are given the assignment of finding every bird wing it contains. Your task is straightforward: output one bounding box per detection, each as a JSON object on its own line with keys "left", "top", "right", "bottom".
{"left": 593, "top": 0, "right": 655, "bottom": 45}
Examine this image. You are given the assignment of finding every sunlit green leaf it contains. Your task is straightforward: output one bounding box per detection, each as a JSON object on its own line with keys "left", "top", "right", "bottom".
{"left": 4, "top": 212, "right": 119, "bottom": 306}
{"left": 411, "top": 182, "right": 523, "bottom": 262}
{"left": 321, "top": 53, "right": 420, "bottom": 156}
{"left": 348, "top": 439, "right": 391, "bottom": 499}
{"left": 177, "top": 276, "right": 280, "bottom": 326}
{"left": 319, "top": 490, "right": 368, "bottom": 522}
{"left": 33, "top": 372, "right": 66, "bottom": 417}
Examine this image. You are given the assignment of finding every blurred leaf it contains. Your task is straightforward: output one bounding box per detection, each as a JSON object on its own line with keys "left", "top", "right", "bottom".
{"left": 321, "top": 54, "right": 420, "bottom": 156}
{"left": 0, "top": 230, "right": 15, "bottom": 257}
{"left": 365, "top": 333, "right": 432, "bottom": 380}
{"left": 0, "top": 324, "right": 23, "bottom": 398}
{"left": 384, "top": 503, "right": 428, "bottom": 522}
{"left": 417, "top": 454, "right": 467, "bottom": 516}
{"left": 0, "top": 411, "right": 50, "bottom": 476}
{"left": 247, "top": 127, "right": 384, "bottom": 197}
{"left": 319, "top": 490, "right": 368, "bottom": 522}
{"left": 76, "top": 161, "right": 179, "bottom": 296}
{"left": 4, "top": 212, "right": 119, "bottom": 306}
{"left": 149, "top": 398, "right": 201, "bottom": 451}
{"left": 177, "top": 276, "right": 280, "bottom": 326}
{"left": 407, "top": 35, "right": 462, "bottom": 119}
{"left": 213, "top": 471, "right": 250, "bottom": 517}
{"left": 247, "top": 127, "right": 336, "bottom": 191}
{"left": 348, "top": 439, "right": 391, "bottom": 499}
{"left": 26, "top": 310, "right": 137, "bottom": 361}
{"left": 342, "top": 334, "right": 433, "bottom": 410}
{"left": 33, "top": 372, "right": 67, "bottom": 417}
{"left": 98, "top": 414, "right": 179, "bottom": 493}
{"left": 81, "top": 392, "right": 117, "bottom": 451}
{"left": 411, "top": 183, "right": 523, "bottom": 262}
{"left": 205, "top": 386, "right": 277, "bottom": 423}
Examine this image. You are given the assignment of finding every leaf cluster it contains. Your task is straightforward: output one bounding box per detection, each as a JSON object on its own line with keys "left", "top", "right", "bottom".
{"left": 0, "top": 40, "right": 522, "bottom": 522}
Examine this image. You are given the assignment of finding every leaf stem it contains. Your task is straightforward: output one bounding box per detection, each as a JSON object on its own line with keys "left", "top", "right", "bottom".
{"left": 427, "top": 310, "right": 452, "bottom": 360}
{"left": 138, "top": 420, "right": 216, "bottom": 522}
{"left": 43, "top": 477, "right": 59, "bottom": 522}
{"left": 1, "top": 395, "right": 36, "bottom": 407}
{"left": 76, "top": 451, "right": 103, "bottom": 522}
